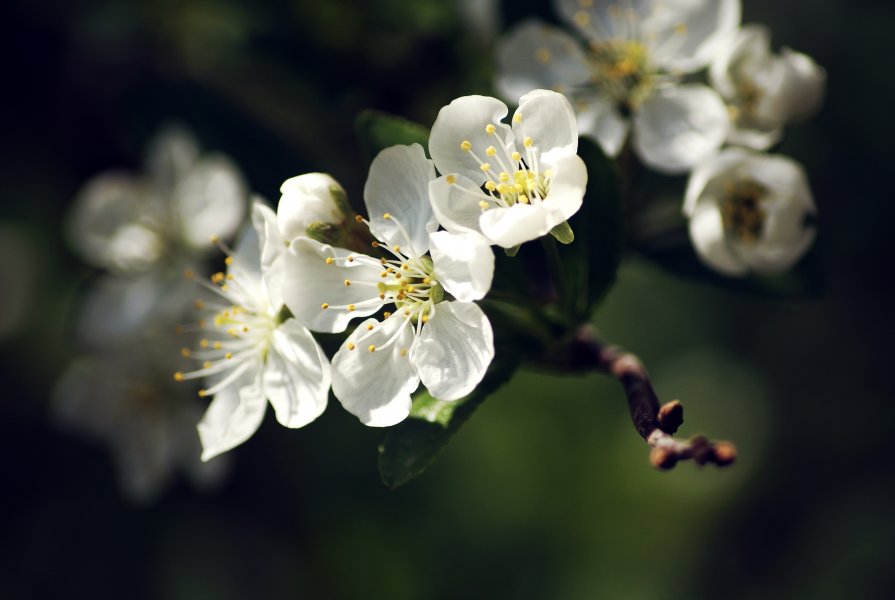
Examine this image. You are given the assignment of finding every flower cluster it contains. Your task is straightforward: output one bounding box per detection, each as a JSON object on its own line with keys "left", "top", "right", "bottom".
{"left": 495, "top": 0, "right": 824, "bottom": 276}
{"left": 169, "top": 89, "right": 586, "bottom": 456}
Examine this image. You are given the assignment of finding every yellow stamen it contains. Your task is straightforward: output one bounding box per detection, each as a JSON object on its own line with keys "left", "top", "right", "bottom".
{"left": 460, "top": 140, "right": 472, "bottom": 152}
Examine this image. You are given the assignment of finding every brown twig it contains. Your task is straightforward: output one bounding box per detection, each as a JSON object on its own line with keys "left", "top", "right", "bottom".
{"left": 570, "top": 325, "right": 736, "bottom": 470}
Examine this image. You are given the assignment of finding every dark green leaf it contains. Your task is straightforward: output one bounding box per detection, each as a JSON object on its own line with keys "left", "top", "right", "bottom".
{"left": 378, "top": 359, "right": 518, "bottom": 489}
{"left": 355, "top": 110, "right": 430, "bottom": 163}
{"left": 560, "top": 138, "right": 624, "bottom": 319}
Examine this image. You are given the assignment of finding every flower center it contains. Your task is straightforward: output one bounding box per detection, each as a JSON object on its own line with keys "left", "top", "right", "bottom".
{"left": 588, "top": 40, "right": 654, "bottom": 109}
{"left": 173, "top": 237, "right": 276, "bottom": 397}
{"left": 454, "top": 119, "right": 553, "bottom": 210}
{"left": 721, "top": 179, "right": 768, "bottom": 243}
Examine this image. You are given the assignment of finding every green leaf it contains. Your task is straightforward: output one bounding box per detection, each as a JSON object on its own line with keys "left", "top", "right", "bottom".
{"left": 560, "top": 138, "right": 624, "bottom": 319}
{"left": 378, "top": 359, "right": 518, "bottom": 489}
{"left": 355, "top": 110, "right": 430, "bottom": 163}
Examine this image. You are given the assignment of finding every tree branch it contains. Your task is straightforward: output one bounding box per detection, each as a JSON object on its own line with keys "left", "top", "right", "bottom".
{"left": 570, "top": 325, "right": 736, "bottom": 470}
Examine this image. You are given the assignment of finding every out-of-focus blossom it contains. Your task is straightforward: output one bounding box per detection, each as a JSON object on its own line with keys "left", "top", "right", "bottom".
{"left": 278, "top": 172, "right": 350, "bottom": 245}
{"left": 66, "top": 126, "right": 247, "bottom": 275}
{"left": 284, "top": 145, "right": 495, "bottom": 427}
{"left": 683, "top": 148, "right": 816, "bottom": 276}
{"left": 496, "top": 0, "right": 741, "bottom": 173}
{"left": 176, "top": 205, "right": 330, "bottom": 461}
{"left": 428, "top": 90, "right": 587, "bottom": 248}
{"left": 710, "top": 24, "right": 826, "bottom": 150}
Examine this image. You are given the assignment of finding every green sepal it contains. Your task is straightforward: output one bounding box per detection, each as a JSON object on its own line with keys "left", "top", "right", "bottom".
{"left": 549, "top": 221, "right": 575, "bottom": 244}
{"left": 355, "top": 110, "right": 430, "bottom": 163}
{"left": 306, "top": 221, "right": 342, "bottom": 246}
{"left": 504, "top": 245, "right": 521, "bottom": 257}
{"left": 378, "top": 359, "right": 518, "bottom": 489}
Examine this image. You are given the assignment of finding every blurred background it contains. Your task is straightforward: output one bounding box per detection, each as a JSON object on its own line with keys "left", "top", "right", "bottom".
{"left": 2, "top": 0, "right": 893, "bottom": 598}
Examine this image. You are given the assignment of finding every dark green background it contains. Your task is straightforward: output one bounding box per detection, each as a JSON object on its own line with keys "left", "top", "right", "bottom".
{"left": 2, "top": 0, "right": 893, "bottom": 598}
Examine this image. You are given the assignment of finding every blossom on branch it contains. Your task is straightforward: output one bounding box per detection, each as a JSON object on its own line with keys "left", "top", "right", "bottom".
{"left": 683, "top": 148, "right": 817, "bottom": 276}
{"left": 284, "top": 145, "right": 495, "bottom": 426}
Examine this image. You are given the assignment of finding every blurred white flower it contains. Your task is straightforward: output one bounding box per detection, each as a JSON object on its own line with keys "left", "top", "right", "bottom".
{"left": 428, "top": 90, "right": 587, "bottom": 248}
{"left": 52, "top": 349, "right": 228, "bottom": 503}
{"left": 710, "top": 24, "right": 826, "bottom": 150}
{"left": 176, "top": 204, "right": 330, "bottom": 461}
{"left": 66, "top": 125, "right": 248, "bottom": 274}
{"left": 496, "top": 0, "right": 741, "bottom": 173}
{"left": 284, "top": 145, "right": 495, "bottom": 427}
{"left": 683, "top": 148, "right": 816, "bottom": 276}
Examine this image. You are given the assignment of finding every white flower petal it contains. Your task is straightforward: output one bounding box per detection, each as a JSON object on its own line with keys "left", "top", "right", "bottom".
{"left": 278, "top": 173, "right": 347, "bottom": 241}
{"left": 736, "top": 227, "right": 816, "bottom": 274}
{"left": 683, "top": 147, "right": 751, "bottom": 216}
{"left": 479, "top": 203, "right": 562, "bottom": 248}
{"left": 252, "top": 201, "right": 285, "bottom": 311}
{"left": 429, "top": 95, "right": 513, "bottom": 185}
{"left": 633, "top": 84, "right": 729, "bottom": 174}
{"left": 428, "top": 174, "right": 488, "bottom": 236}
{"left": 283, "top": 238, "right": 385, "bottom": 333}
{"left": 198, "top": 371, "right": 267, "bottom": 461}
{"left": 263, "top": 319, "right": 330, "bottom": 429}
{"left": 644, "top": 0, "right": 741, "bottom": 73}
{"left": 495, "top": 20, "right": 591, "bottom": 101}
{"left": 410, "top": 301, "right": 494, "bottom": 401}
{"left": 331, "top": 315, "right": 419, "bottom": 427}
{"left": 688, "top": 203, "right": 748, "bottom": 276}
{"left": 540, "top": 152, "right": 588, "bottom": 222}
{"left": 575, "top": 96, "right": 630, "bottom": 158}
{"left": 173, "top": 156, "right": 248, "bottom": 249}
{"left": 777, "top": 48, "right": 826, "bottom": 122}
{"left": 554, "top": 0, "right": 650, "bottom": 42}
{"left": 430, "top": 231, "right": 494, "bottom": 302}
{"left": 365, "top": 144, "right": 437, "bottom": 257}
{"left": 514, "top": 89, "right": 579, "bottom": 162}
{"left": 144, "top": 125, "right": 200, "bottom": 193}
{"left": 709, "top": 25, "right": 770, "bottom": 100}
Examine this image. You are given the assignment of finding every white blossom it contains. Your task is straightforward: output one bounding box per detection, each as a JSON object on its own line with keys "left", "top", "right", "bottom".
{"left": 495, "top": 0, "right": 741, "bottom": 173}
{"left": 176, "top": 203, "right": 330, "bottom": 460}
{"left": 277, "top": 172, "right": 349, "bottom": 240}
{"left": 283, "top": 145, "right": 495, "bottom": 427}
{"left": 683, "top": 148, "right": 816, "bottom": 276}
{"left": 710, "top": 24, "right": 826, "bottom": 150}
{"left": 428, "top": 89, "right": 587, "bottom": 248}
{"left": 66, "top": 125, "right": 247, "bottom": 274}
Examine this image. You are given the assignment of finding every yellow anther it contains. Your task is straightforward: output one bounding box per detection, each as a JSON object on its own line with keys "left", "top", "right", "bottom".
{"left": 380, "top": 271, "right": 388, "bottom": 278}
{"left": 198, "top": 389, "right": 207, "bottom": 398}
{"left": 519, "top": 195, "right": 530, "bottom": 204}
{"left": 404, "top": 309, "right": 411, "bottom": 316}
{"left": 220, "top": 284, "right": 229, "bottom": 292}
{"left": 183, "top": 269, "right": 195, "bottom": 280}
{"left": 203, "top": 361, "right": 212, "bottom": 369}
{"left": 347, "top": 342, "right": 356, "bottom": 351}
{"left": 485, "top": 181, "right": 497, "bottom": 192}
{"left": 325, "top": 257, "right": 334, "bottom": 265}
{"left": 209, "top": 235, "right": 220, "bottom": 244}
{"left": 446, "top": 174, "right": 457, "bottom": 184}
{"left": 194, "top": 300, "right": 205, "bottom": 310}
{"left": 321, "top": 302, "right": 329, "bottom": 309}
{"left": 211, "top": 272, "right": 225, "bottom": 283}
{"left": 380, "top": 257, "right": 387, "bottom": 264}
{"left": 513, "top": 113, "right": 522, "bottom": 123}
{"left": 371, "top": 241, "right": 379, "bottom": 248}
{"left": 200, "top": 339, "right": 210, "bottom": 348}
{"left": 368, "top": 345, "right": 376, "bottom": 353}
{"left": 383, "top": 212, "right": 391, "bottom": 220}
{"left": 460, "top": 140, "right": 472, "bottom": 152}
{"left": 379, "top": 293, "right": 386, "bottom": 300}
{"left": 344, "top": 279, "right": 351, "bottom": 286}
{"left": 355, "top": 214, "right": 364, "bottom": 223}
{"left": 224, "top": 256, "right": 233, "bottom": 266}
{"left": 511, "top": 151, "right": 522, "bottom": 162}
{"left": 394, "top": 272, "right": 401, "bottom": 279}
{"left": 421, "top": 314, "right": 429, "bottom": 323}
{"left": 400, "top": 349, "right": 408, "bottom": 357}
{"left": 213, "top": 342, "right": 222, "bottom": 350}
{"left": 486, "top": 146, "right": 497, "bottom": 156}
{"left": 406, "top": 286, "right": 416, "bottom": 293}
{"left": 383, "top": 311, "right": 392, "bottom": 318}
{"left": 401, "top": 263, "right": 409, "bottom": 270}
{"left": 197, "top": 320, "right": 206, "bottom": 329}
{"left": 479, "top": 201, "right": 490, "bottom": 210}
{"left": 515, "top": 183, "right": 525, "bottom": 193}
{"left": 227, "top": 328, "right": 238, "bottom": 337}
{"left": 393, "top": 245, "right": 401, "bottom": 252}
{"left": 367, "top": 323, "right": 374, "bottom": 331}
{"left": 499, "top": 172, "right": 510, "bottom": 182}
{"left": 225, "top": 352, "right": 233, "bottom": 360}
{"left": 674, "top": 23, "right": 688, "bottom": 35}
{"left": 535, "top": 47, "right": 551, "bottom": 64}
{"left": 173, "top": 372, "right": 185, "bottom": 382}
{"left": 242, "top": 326, "right": 249, "bottom": 332}
{"left": 480, "top": 162, "right": 491, "bottom": 172}
{"left": 523, "top": 136, "right": 534, "bottom": 147}
{"left": 347, "top": 256, "right": 355, "bottom": 262}
{"left": 180, "top": 348, "right": 191, "bottom": 358}
{"left": 422, "top": 277, "right": 431, "bottom": 284}
{"left": 485, "top": 123, "right": 496, "bottom": 135}
{"left": 347, "top": 304, "right": 356, "bottom": 312}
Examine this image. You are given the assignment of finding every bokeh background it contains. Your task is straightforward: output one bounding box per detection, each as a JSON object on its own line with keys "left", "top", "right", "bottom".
{"left": 2, "top": 0, "right": 893, "bottom": 598}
